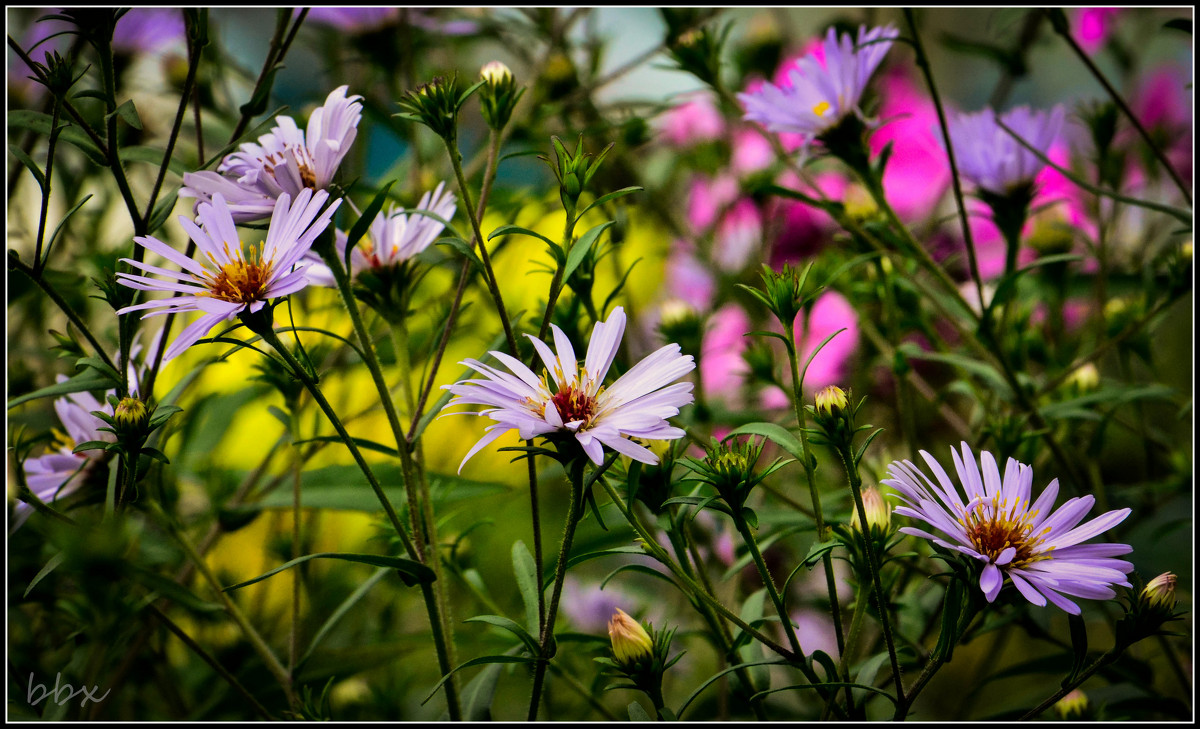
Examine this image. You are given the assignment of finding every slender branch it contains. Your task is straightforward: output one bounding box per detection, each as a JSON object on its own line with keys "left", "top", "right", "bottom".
{"left": 142, "top": 12, "right": 203, "bottom": 226}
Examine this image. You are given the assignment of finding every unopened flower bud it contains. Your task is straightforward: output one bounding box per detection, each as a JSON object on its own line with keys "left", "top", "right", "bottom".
{"left": 843, "top": 184, "right": 879, "bottom": 222}
{"left": 1141, "top": 572, "right": 1177, "bottom": 612}
{"left": 814, "top": 385, "right": 848, "bottom": 418}
{"left": 851, "top": 487, "right": 891, "bottom": 535}
{"left": 480, "top": 60, "right": 512, "bottom": 86}
{"left": 114, "top": 397, "right": 149, "bottom": 430}
{"left": 1054, "top": 688, "right": 1088, "bottom": 719}
{"left": 479, "top": 60, "right": 522, "bottom": 130}
{"left": 608, "top": 608, "right": 654, "bottom": 666}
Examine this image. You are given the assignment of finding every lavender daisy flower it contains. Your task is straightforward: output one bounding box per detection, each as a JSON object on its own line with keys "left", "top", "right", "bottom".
{"left": 305, "top": 182, "right": 457, "bottom": 287}
{"left": 14, "top": 382, "right": 114, "bottom": 530}
{"left": 947, "top": 105, "right": 1065, "bottom": 196}
{"left": 444, "top": 307, "right": 695, "bottom": 472}
{"left": 181, "top": 86, "right": 362, "bottom": 222}
{"left": 115, "top": 189, "right": 340, "bottom": 361}
{"left": 883, "top": 442, "right": 1133, "bottom": 614}
{"left": 738, "top": 24, "right": 899, "bottom": 148}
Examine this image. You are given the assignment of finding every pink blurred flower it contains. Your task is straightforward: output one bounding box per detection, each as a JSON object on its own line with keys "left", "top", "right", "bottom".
{"left": 559, "top": 577, "right": 642, "bottom": 634}
{"left": 701, "top": 304, "right": 751, "bottom": 407}
{"left": 1130, "top": 64, "right": 1193, "bottom": 183}
{"left": 713, "top": 199, "right": 763, "bottom": 271}
{"left": 790, "top": 610, "right": 840, "bottom": 659}
{"left": 872, "top": 69, "right": 950, "bottom": 220}
{"left": 731, "top": 128, "right": 775, "bottom": 174}
{"left": 665, "top": 242, "right": 716, "bottom": 310}
{"left": 660, "top": 92, "right": 725, "bottom": 147}
{"left": 1073, "top": 8, "right": 1121, "bottom": 54}
{"left": 686, "top": 174, "right": 740, "bottom": 232}
{"left": 761, "top": 290, "right": 860, "bottom": 408}
{"left": 768, "top": 170, "right": 847, "bottom": 265}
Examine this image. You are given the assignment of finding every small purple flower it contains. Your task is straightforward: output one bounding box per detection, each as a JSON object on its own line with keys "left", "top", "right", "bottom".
{"left": 947, "top": 105, "right": 1065, "bottom": 196}
{"left": 181, "top": 86, "right": 362, "bottom": 222}
{"left": 444, "top": 307, "right": 695, "bottom": 471}
{"left": 14, "top": 382, "right": 114, "bottom": 530}
{"left": 305, "top": 182, "right": 457, "bottom": 287}
{"left": 883, "top": 442, "right": 1134, "bottom": 614}
{"left": 112, "top": 8, "right": 185, "bottom": 55}
{"left": 116, "top": 189, "right": 340, "bottom": 361}
{"left": 738, "top": 24, "right": 899, "bottom": 148}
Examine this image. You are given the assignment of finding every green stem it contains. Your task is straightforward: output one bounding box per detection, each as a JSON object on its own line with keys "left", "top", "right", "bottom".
{"left": 150, "top": 501, "right": 295, "bottom": 706}
{"left": 526, "top": 455, "right": 590, "bottom": 721}
{"left": 32, "top": 100, "right": 61, "bottom": 275}
{"left": 1018, "top": 648, "right": 1119, "bottom": 720}
{"left": 735, "top": 517, "right": 802, "bottom": 658}
{"left": 835, "top": 445, "right": 904, "bottom": 705}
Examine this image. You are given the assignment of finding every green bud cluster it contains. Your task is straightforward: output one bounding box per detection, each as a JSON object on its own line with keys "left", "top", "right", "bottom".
{"left": 681, "top": 437, "right": 789, "bottom": 519}
{"left": 396, "top": 73, "right": 478, "bottom": 141}
{"left": 478, "top": 61, "right": 523, "bottom": 131}
{"left": 539, "top": 134, "right": 613, "bottom": 215}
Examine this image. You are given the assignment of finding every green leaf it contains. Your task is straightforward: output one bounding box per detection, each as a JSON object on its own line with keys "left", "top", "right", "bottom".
{"left": 239, "top": 62, "right": 283, "bottom": 118}
{"left": 344, "top": 180, "right": 396, "bottom": 269}
{"left": 600, "top": 563, "right": 681, "bottom": 593}
{"left": 23, "top": 552, "right": 65, "bottom": 598}
{"left": 130, "top": 565, "right": 223, "bottom": 614}
{"left": 435, "top": 236, "right": 483, "bottom": 271}
{"left": 43, "top": 194, "right": 95, "bottom": 266}
{"left": 800, "top": 328, "right": 849, "bottom": 386}
{"left": 462, "top": 654, "right": 506, "bottom": 721}
{"left": 512, "top": 540, "right": 541, "bottom": 638}
{"left": 108, "top": 99, "right": 143, "bottom": 130}
{"left": 8, "top": 143, "right": 45, "bottom": 190}
{"left": 578, "top": 185, "right": 643, "bottom": 218}
{"left": 896, "top": 343, "right": 1011, "bottom": 396}
{"left": 296, "top": 567, "right": 390, "bottom": 671}
{"left": 628, "top": 701, "right": 652, "bottom": 721}
{"left": 7, "top": 110, "right": 107, "bottom": 166}
{"left": 8, "top": 372, "right": 112, "bottom": 410}
{"left": 488, "top": 224, "right": 562, "bottom": 260}
{"left": 801, "top": 539, "right": 840, "bottom": 568}
{"left": 1163, "top": 17, "right": 1191, "bottom": 34}
{"left": 223, "top": 552, "right": 435, "bottom": 592}
{"left": 464, "top": 614, "right": 539, "bottom": 654}
{"left": 853, "top": 651, "right": 890, "bottom": 704}
{"left": 676, "top": 659, "right": 791, "bottom": 718}
{"left": 563, "top": 220, "right": 614, "bottom": 282}
{"left": 724, "top": 422, "right": 805, "bottom": 462}
{"left": 146, "top": 189, "right": 179, "bottom": 236}
{"left": 563, "top": 545, "right": 647, "bottom": 573}
{"left": 986, "top": 254, "right": 1083, "bottom": 317}
{"left": 1066, "top": 613, "right": 1088, "bottom": 686}
{"left": 421, "top": 655, "right": 536, "bottom": 705}
{"left": 291, "top": 435, "right": 401, "bottom": 458}
{"left": 254, "top": 466, "right": 509, "bottom": 511}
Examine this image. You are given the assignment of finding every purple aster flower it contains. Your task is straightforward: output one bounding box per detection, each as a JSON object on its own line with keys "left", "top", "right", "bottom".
{"left": 181, "top": 86, "right": 362, "bottom": 222}
{"left": 738, "top": 24, "right": 899, "bottom": 148}
{"left": 883, "top": 442, "right": 1134, "bottom": 614}
{"left": 14, "top": 381, "right": 114, "bottom": 530}
{"left": 112, "top": 8, "right": 185, "bottom": 55}
{"left": 115, "top": 189, "right": 340, "bottom": 361}
{"left": 947, "top": 105, "right": 1065, "bottom": 196}
{"left": 305, "top": 182, "right": 457, "bottom": 287}
{"left": 444, "top": 307, "right": 695, "bottom": 472}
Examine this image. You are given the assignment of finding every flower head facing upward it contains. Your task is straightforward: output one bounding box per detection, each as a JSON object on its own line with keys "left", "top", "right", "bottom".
{"left": 947, "top": 105, "right": 1065, "bottom": 197}
{"left": 305, "top": 182, "right": 457, "bottom": 288}
{"left": 738, "top": 24, "right": 899, "bottom": 149}
{"left": 116, "top": 189, "right": 340, "bottom": 361}
{"left": 182, "top": 86, "right": 361, "bottom": 222}
{"left": 444, "top": 307, "right": 695, "bottom": 472}
{"left": 883, "top": 442, "right": 1134, "bottom": 614}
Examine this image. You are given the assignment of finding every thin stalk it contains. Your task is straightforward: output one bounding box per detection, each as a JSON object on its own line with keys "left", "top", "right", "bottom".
{"left": 903, "top": 8, "right": 986, "bottom": 309}
{"left": 289, "top": 419, "right": 301, "bottom": 688}
{"left": 1049, "top": 14, "right": 1191, "bottom": 206}
{"left": 443, "top": 131, "right": 519, "bottom": 356}
{"left": 526, "top": 456, "right": 588, "bottom": 720}
{"left": 151, "top": 501, "right": 295, "bottom": 706}
{"left": 835, "top": 445, "right": 904, "bottom": 705}
{"left": 782, "top": 326, "right": 847, "bottom": 666}
{"left": 1018, "top": 648, "right": 1119, "bottom": 720}
{"left": 252, "top": 323, "right": 461, "bottom": 719}
{"left": 546, "top": 661, "right": 620, "bottom": 721}
{"left": 10, "top": 256, "right": 121, "bottom": 377}
{"left": 32, "top": 100, "right": 61, "bottom": 275}
{"left": 142, "top": 13, "right": 203, "bottom": 226}
{"left": 145, "top": 603, "right": 275, "bottom": 720}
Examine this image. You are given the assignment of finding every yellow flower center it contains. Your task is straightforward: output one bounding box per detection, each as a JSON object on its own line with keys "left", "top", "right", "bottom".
{"left": 261, "top": 145, "right": 318, "bottom": 189}
{"left": 201, "top": 242, "right": 275, "bottom": 304}
{"left": 959, "top": 496, "right": 1052, "bottom": 568}
{"left": 551, "top": 383, "right": 597, "bottom": 426}
{"left": 812, "top": 100, "right": 832, "bottom": 118}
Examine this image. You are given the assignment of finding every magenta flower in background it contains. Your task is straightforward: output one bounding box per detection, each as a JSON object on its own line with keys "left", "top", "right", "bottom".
{"left": 306, "top": 182, "right": 457, "bottom": 287}
{"left": 303, "top": 7, "right": 401, "bottom": 32}
{"left": 701, "top": 304, "right": 751, "bottom": 408}
{"left": 14, "top": 382, "right": 115, "bottom": 530}
{"left": 761, "top": 290, "right": 860, "bottom": 409}
{"left": 664, "top": 243, "right": 716, "bottom": 311}
{"left": 871, "top": 68, "right": 950, "bottom": 220}
{"left": 116, "top": 189, "right": 340, "bottom": 361}
{"left": 947, "top": 105, "right": 1065, "bottom": 196}
{"left": 884, "top": 442, "right": 1134, "bottom": 614}
{"left": 660, "top": 92, "right": 725, "bottom": 147}
{"left": 444, "top": 307, "right": 695, "bottom": 470}
{"left": 182, "top": 86, "right": 362, "bottom": 222}
{"left": 686, "top": 174, "right": 740, "bottom": 232}
{"left": 713, "top": 199, "right": 763, "bottom": 271}
{"left": 769, "top": 169, "right": 847, "bottom": 266}
{"left": 738, "top": 24, "right": 900, "bottom": 150}
{"left": 1072, "top": 8, "right": 1121, "bottom": 54}
{"left": 1130, "top": 64, "right": 1193, "bottom": 183}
